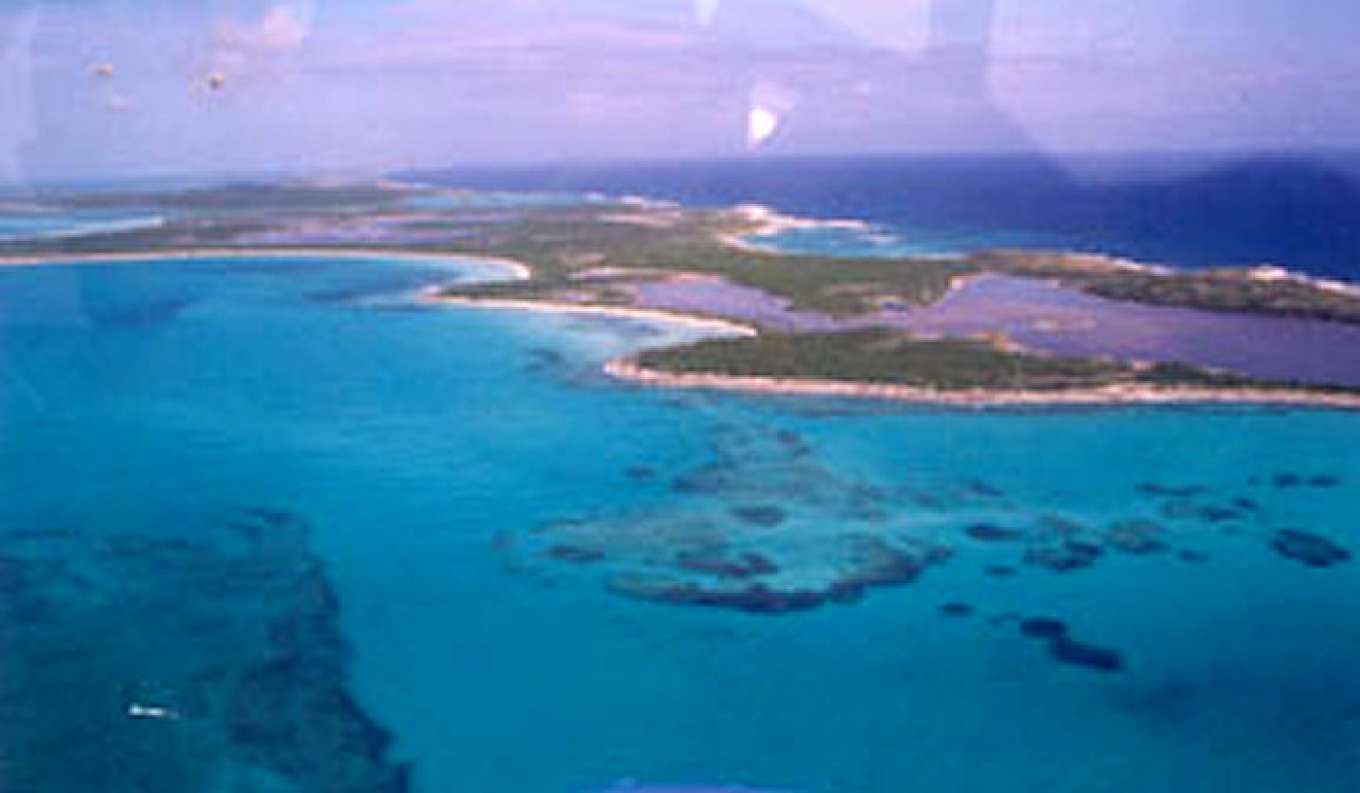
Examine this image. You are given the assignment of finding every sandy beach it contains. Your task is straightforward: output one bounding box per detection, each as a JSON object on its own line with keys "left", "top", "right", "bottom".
{"left": 715, "top": 203, "right": 872, "bottom": 254}
{"left": 430, "top": 294, "right": 759, "bottom": 337}
{"left": 604, "top": 358, "right": 1360, "bottom": 410}
{"left": 8, "top": 243, "right": 1356, "bottom": 409}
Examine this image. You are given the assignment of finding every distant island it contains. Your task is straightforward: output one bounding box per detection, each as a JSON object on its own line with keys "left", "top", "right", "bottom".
{"left": 5, "top": 179, "right": 1360, "bottom": 409}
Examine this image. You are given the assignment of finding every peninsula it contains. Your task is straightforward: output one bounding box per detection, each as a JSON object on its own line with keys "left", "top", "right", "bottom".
{"left": 4, "top": 179, "right": 1360, "bottom": 408}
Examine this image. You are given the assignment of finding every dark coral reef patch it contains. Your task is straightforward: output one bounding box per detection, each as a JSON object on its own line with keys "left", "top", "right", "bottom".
{"left": 624, "top": 465, "right": 657, "bottom": 482}
{"left": 1049, "top": 637, "right": 1125, "bottom": 673}
{"left": 546, "top": 544, "right": 606, "bottom": 564}
{"left": 965, "top": 523, "right": 1025, "bottom": 543}
{"left": 1105, "top": 520, "right": 1170, "bottom": 555}
{"left": 1017, "top": 616, "right": 1125, "bottom": 673}
{"left": 729, "top": 505, "right": 788, "bottom": 527}
{"left": 675, "top": 547, "right": 779, "bottom": 579}
{"left": 1019, "top": 617, "right": 1067, "bottom": 640}
{"left": 605, "top": 575, "right": 824, "bottom": 614}
{"left": 1137, "top": 483, "right": 1208, "bottom": 499}
{"left": 1269, "top": 529, "right": 1352, "bottom": 568}
{"left": 604, "top": 536, "right": 950, "bottom": 615}
{"left": 0, "top": 510, "right": 410, "bottom": 793}
{"left": 1024, "top": 540, "right": 1103, "bottom": 572}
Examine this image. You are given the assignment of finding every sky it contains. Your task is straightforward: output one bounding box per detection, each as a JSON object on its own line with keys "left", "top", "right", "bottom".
{"left": 0, "top": 0, "right": 1357, "bottom": 183}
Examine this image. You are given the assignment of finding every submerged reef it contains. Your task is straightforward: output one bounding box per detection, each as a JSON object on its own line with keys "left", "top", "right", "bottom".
{"left": 524, "top": 406, "right": 1355, "bottom": 634}
{"left": 729, "top": 505, "right": 788, "bottom": 527}
{"left": 0, "top": 509, "right": 408, "bottom": 792}
{"left": 1019, "top": 617, "right": 1068, "bottom": 640}
{"left": 1137, "top": 483, "right": 1209, "bottom": 499}
{"left": 1017, "top": 616, "right": 1125, "bottom": 673}
{"left": 1269, "top": 529, "right": 1352, "bottom": 568}
{"left": 1177, "top": 549, "right": 1211, "bottom": 564}
{"left": 1268, "top": 472, "right": 1345, "bottom": 490}
{"left": 625, "top": 465, "right": 658, "bottom": 482}
{"left": 965, "top": 523, "right": 1025, "bottom": 543}
{"left": 963, "top": 480, "right": 1005, "bottom": 499}
{"left": 604, "top": 535, "right": 949, "bottom": 615}
{"left": 1049, "top": 637, "right": 1125, "bottom": 673}
{"left": 1136, "top": 483, "right": 1250, "bottom": 526}
{"left": 606, "top": 575, "right": 827, "bottom": 615}
{"left": 1105, "top": 520, "right": 1170, "bottom": 555}
{"left": 675, "top": 547, "right": 779, "bottom": 579}
{"left": 546, "top": 544, "right": 607, "bottom": 564}
{"left": 517, "top": 411, "right": 1347, "bottom": 693}
{"left": 521, "top": 419, "right": 961, "bottom": 615}
{"left": 1024, "top": 540, "right": 1103, "bottom": 572}
{"left": 1160, "top": 500, "right": 1245, "bottom": 524}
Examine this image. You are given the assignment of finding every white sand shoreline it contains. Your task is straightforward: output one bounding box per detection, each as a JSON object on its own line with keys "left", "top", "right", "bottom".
{"left": 714, "top": 203, "right": 872, "bottom": 255}
{"left": 604, "top": 359, "right": 1360, "bottom": 411}
{"left": 8, "top": 242, "right": 1356, "bottom": 411}
{"left": 429, "top": 295, "right": 758, "bottom": 337}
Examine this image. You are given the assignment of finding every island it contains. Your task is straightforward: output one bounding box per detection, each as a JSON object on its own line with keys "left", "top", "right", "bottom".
{"left": 4, "top": 179, "right": 1360, "bottom": 408}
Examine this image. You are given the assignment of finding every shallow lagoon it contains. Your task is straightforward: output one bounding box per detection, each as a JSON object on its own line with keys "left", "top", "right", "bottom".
{"left": 2, "top": 254, "right": 1359, "bottom": 791}
{"left": 635, "top": 273, "right": 1360, "bottom": 387}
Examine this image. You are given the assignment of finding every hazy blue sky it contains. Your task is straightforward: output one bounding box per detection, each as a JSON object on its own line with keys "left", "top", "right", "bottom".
{"left": 0, "top": 0, "right": 1357, "bottom": 182}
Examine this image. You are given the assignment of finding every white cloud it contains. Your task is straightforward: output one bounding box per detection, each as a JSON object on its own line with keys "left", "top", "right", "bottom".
{"left": 258, "top": 4, "right": 312, "bottom": 50}
{"left": 198, "top": 2, "right": 314, "bottom": 93}
{"left": 217, "top": 2, "right": 314, "bottom": 53}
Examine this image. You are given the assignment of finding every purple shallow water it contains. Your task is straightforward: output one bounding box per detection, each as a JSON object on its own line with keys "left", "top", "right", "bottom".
{"left": 635, "top": 278, "right": 847, "bottom": 332}
{"left": 634, "top": 275, "right": 1360, "bottom": 387}
{"left": 915, "top": 276, "right": 1360, "bottom": 387}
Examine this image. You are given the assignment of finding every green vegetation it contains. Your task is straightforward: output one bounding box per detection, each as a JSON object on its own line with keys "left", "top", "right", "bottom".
{"left": 1075, "top": 271, "right": 1360, "bottom": 324}
{"left": 5, "top": 181, "right": 1360, "bottom": 400}
{"left": 445, "top": 212, "right": 1360, "bottom": 327}
{"left": 636, "top": 329, "right": 1270, "bottom": 392}
{"left": 437, "top": 208, "right": 974, "bottom": 316}
{"left": 967, "top": 251, "right": 1360, "bottom": 324}
{"left": 6, "top": 181, "right": 1359, "bottom": 329}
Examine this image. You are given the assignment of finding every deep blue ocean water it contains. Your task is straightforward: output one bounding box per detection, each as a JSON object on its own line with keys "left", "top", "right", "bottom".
{"left": 2, "top": 249, "right": 1360, "bottom": 791}
{"left": 412, "top": 153, "right": 1360, "bottom": 279}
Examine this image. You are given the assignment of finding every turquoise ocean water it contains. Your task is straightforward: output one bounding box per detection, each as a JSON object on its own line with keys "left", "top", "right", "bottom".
{"left": 2, "top": 250, "right": 1359, "bottom": 792}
